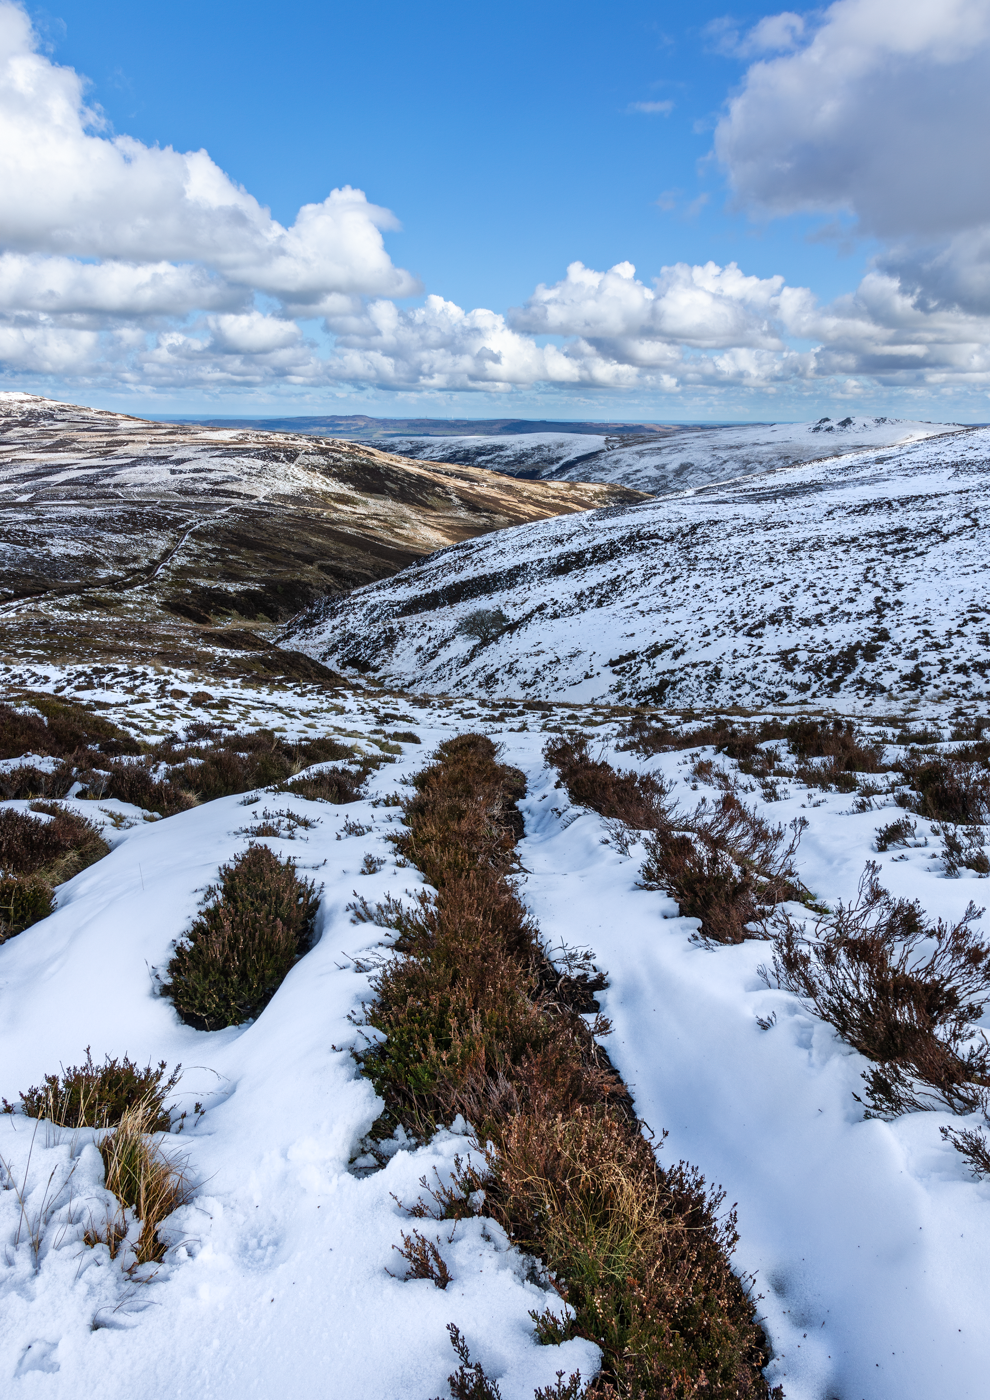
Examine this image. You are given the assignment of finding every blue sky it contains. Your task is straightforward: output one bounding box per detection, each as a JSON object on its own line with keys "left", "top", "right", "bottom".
{"left": 37, "top": 0, "right": 864, "bottom": 310}
{"left": 2, "top": 0, "right": 990, "bottom": 420}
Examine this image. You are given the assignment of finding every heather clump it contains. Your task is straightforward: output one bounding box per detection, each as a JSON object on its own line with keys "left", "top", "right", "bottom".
{"left": 7, "top": 1049, "right": 180, "bottom": 1132}
{"left": 0, "top": 803, "right": 110, "bottom": 939}
{"left": 544, "top": 734, "right": 672, "bottom": 829}
{"left": 361, "top": 733, "right": 777, "bottom": 1399}
{"left": 768, "top": 863, "right": 990, "bottom": 1117}
{"left": 162, "top": 844, "right": 321, "bottom": 1029}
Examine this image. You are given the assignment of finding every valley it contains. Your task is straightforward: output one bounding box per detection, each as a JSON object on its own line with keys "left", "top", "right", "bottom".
{"left": 0, "top": 398, "right": 989, "bottom": 1400}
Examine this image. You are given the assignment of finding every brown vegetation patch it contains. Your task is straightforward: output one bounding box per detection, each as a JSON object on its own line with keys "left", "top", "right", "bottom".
{"left": 0, "top": 802, "right": 110, "bottom": 939}
{"left": 360, "top": 733, "right": 776, "bottom": 1399}
{"left": 544, "top": 737, "right": 806, "bottom": 944}
{"left": 768, "top": 863, "right": 990, "bottom": 1117}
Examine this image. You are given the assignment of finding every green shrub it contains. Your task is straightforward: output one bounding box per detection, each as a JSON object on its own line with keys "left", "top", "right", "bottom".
{"left": 162, "top": 845, "right": 321, "bottom": 1029}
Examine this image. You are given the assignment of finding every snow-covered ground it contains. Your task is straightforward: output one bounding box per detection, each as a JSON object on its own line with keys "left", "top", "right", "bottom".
{"left": 1, "top": 676, "right": 989, "bottom": 1398}
{"left": 284, "top": 425, "right": 990, "bottom": 712}
{"left": 381, "top": 417, "right": 963, "bottom": 494}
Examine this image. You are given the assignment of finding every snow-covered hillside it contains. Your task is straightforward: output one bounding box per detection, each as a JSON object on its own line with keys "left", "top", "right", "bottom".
{"left": 1, "top": 670, "right": 989, "bottom": 1398}
{"left": 381, "top": 416, "right": 963, "bottom": 494}
{"left": 283, "top": 425, "right": 990, "bottom": 710}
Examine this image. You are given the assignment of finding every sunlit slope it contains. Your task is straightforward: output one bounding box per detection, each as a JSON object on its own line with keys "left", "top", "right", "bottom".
{"left": 384, "top": 415, "right": 962, "bottom": 494}
{"left": 0, "top": 393, "right": 642, "bottom": 674}
{"left": 283, "top": 425, "right": 990, "bottom": 709}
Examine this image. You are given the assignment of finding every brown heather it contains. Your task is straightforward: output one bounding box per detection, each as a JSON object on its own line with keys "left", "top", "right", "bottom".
{"left": 359, "top": 733, "right": 777, "bottom": 1400}
{"left": 545, "top": 735, "right": 806, "bottom": 945}
{"left": 768, "top": 863, "right": 990, "bottom": 1119}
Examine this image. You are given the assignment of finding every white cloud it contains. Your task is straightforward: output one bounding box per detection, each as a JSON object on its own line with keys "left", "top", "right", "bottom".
{"left": 0, "top": 252, "right": 241, "bottom": 320}
{"left": 714, "top": 0, "right": 990, "bottom": 240}
{"left": 511, "top": 259, "right": 807, "bottom": 353}
{"left": 0, "top": 0, "right": 988, "bottom": 404}
{"left": 627, "top": 100, "right": 674, "bottom": 115}
{"left": 0, "top": 1, "right": 417, "bottom": 321}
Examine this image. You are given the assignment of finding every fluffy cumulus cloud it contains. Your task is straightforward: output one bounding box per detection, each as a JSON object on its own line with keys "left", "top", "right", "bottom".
{"left": 1, "top": 0, "right": 990, "bottom": 402}
{"left": 0, "top": 1, "right": 417, "bottom": 387}
{"left": 715, "top": 0, "right": 990, "bottom": 343}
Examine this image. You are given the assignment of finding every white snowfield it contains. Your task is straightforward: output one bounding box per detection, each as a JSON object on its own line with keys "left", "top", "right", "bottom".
{"left": 381, "top": 416, "right": 963, "bottom": 495}
{"left": 0, "top": 689, "right": 988, "bottom": 1399}
{"left": 284, "top": 425, "right": 990, "bottom": 711}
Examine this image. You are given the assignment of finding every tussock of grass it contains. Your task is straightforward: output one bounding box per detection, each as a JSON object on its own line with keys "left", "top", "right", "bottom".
{"left": 5, "top": 1050, "right": 187, "bottom": 1267}
{"left": 768, "top": 863, "right": 990, "bottom": 1117}
{"left": 5, "top": 1049, "right": 179, "bottom": 1130}
{"left": 162, "top": 844, "right": 321, "bottom": 1029}
{"left": 361, "top": 733, "right": 776, "bottom": 1399}
{"left": 96, "top": 1098, "right": 192, "bottom": 1264}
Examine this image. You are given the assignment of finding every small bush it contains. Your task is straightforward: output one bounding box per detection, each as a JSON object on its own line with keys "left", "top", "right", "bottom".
{"left": 0, "top": 803, "right": 109, "bottom": 881}
{"left": 544, "top": 734, "right": 673, "bottom": 829}
{"left": 279, "top": 765, "right": 366, "bottom": 804}
{"left": 641, "top": 796, "right": 806, "bottom": 944}
{"left": 896, "top": 753, "right": 990, "bottom": 824}
{"left": 94, "top": 759, "right": 197, "bottom": 817}
{"left": 940, "top": 1124, "right": 990, "bottom": 1179}
{"left": 875, "top": 816, "right": 920, "bottom": 851}
{"left": 433, "top": 1325, "right": 503, "bottom": 1400}
{"left": 784, "top": 718, "right": 885, "bottom": 773}
{"left": 8, "top": 1049, "right": 179, "bottom": 1131}
{"left": 0, "top": 763, "right": 75, "bottom": 801}
{"left": 0, "top": 875, "right": 54, "bottom": 938}
{"left": 769, "top": 863, "right": 990, "bottom": 1116}
{"left": 162, "top": 845, "right": 321, "bottom": 1029}
{"left": 937, "top": 825, "right": 990, "bottom": 877}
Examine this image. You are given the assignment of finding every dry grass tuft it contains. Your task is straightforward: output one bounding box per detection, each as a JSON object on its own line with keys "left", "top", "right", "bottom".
{"left": 96, "top": 1098, "right": 192, "bottom": 1264}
